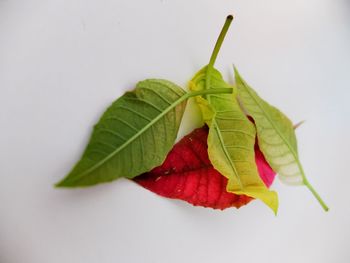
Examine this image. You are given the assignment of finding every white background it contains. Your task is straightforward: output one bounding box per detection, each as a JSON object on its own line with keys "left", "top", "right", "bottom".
{"left": 1, "top": 0, "right": 349, "bottom": 262}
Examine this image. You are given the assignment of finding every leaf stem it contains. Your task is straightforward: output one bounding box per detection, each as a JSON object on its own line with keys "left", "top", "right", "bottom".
{"left": 304, "top": 179, "right": 329, "bottom": 211}
{"left": 205, "top": 15, "right": 234, "bottom": 103}
{"left": 186, "top": 88, "right": 233, "bottom": 99}
{"left": 207, "top": 15, "right": 234, "bottom": 71}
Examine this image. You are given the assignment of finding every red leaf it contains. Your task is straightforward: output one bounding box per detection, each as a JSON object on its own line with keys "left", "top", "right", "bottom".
{"left": 134, "top": 126, "right": 276, "bottom": 210}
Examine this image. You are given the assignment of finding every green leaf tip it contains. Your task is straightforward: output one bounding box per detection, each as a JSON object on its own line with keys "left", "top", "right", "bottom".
{"left": 227, "top": 15, "right": 234, "bottom": 21}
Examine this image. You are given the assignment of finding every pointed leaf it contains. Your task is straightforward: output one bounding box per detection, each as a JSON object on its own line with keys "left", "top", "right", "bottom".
{"left": 189, "top": 67, "right": 278, "bottom": 213}
{"left": 135, "top": 126, "right": 276, "bottom": 210}
{"left": 57, "top": 79, "right": 187, "bottom": 187}
{"left": 235, "top": 67, "right": 328, "bottom": 211}
{"left": 234, "top": 67, "right": 305, "bottom": 185}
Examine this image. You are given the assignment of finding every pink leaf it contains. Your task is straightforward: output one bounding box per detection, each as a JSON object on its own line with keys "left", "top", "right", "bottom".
{"left": 134, "top": 126, "right": 276, "bottom": 210}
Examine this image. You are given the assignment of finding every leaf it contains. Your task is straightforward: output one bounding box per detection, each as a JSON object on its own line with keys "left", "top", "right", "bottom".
{"left": 234, "top": 67, "right": 328, "bottom": 211}
{"left": 56, "top": 79, "right": 187, "bottom": 187}
{"left": 134, "top": 126, "right": 276, "bottom": 210}
{"left": 189, "top": 67, "right": 278, "bottom": 213}
{"left": 234, "top": 67, "right": 304, "bottom": 185}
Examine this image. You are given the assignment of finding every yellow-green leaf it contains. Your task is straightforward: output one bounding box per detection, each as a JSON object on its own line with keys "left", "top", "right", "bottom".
{"left": 190, "top": 67, "right": 278, "bottom": 213}
{"left": 234, "top": 67, "right": 328, "bottom": 211}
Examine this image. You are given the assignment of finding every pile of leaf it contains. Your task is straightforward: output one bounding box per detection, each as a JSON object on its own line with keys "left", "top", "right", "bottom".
{"left": 56, "top": 15, "right": 328, "bottom": 213}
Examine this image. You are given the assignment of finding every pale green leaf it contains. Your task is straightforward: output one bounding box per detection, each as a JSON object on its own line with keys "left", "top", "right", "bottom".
{"left": 234, "top": 67, "right": 328, "bottom": 211}
{"left": 234, "top": 67, "right": 303, "bottom": 185}
{"left": 190, "top": 67, "right": 278, "bottom": 213}
{"left": 56, "top": 79, "right": 187, "bottom": 187}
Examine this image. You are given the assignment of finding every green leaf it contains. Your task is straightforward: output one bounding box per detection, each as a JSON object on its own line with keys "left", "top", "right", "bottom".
{"left": 190, "top": 67, "right": 278, "bottom": 213}
{"left": 234, "top": 67, "right": 328, "bottom": 211}
{"left": 56, "top": 79, "right": 187, "bottom": 187}
{"left": 234, "top": 67, "right": 299, "bottom": 184}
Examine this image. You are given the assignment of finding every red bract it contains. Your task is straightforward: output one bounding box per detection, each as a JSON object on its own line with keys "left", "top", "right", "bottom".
{"left": 134, "top": 126, "right": 276, "bottom": 210}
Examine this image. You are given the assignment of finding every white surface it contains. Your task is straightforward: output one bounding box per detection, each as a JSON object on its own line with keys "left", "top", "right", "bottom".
{"left": 1, "top": 0, "right": 349, "bottom": 262}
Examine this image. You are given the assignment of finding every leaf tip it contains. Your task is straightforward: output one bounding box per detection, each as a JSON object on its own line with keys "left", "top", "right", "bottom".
{"left": 294, "top": 120, "right": 306, "bottom": 130}
{"left": 233, "top": 65, "right": 242, "bottom": 80}
{"left": 227, "top": 14, "right": 234, "bottom": 21}
{"left": 266, "top": 191, "right": 279, "bottom": 215}
{"left": 54, "top": 176, "right": 76, "bottom": 188}
{"left": 252, "top": 189, "right": 279, "bottom": 215}
{"left": 54, "top": 179, "right": 69, "bottom": 188}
